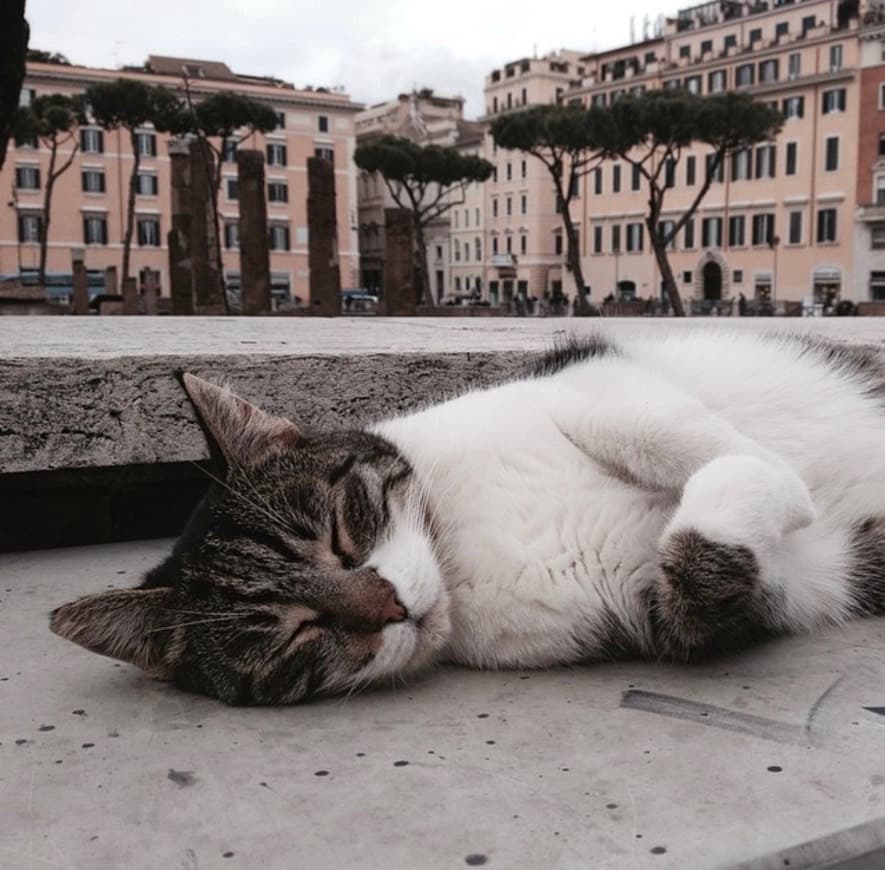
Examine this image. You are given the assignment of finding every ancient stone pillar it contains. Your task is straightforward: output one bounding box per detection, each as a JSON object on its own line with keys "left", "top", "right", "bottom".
{"left": 71, "top": 248, "right": 89, "bottom": 315}
{"left": 167, "top": 139, "right": 193, "bottom": 315}
{"left": 382, "top": 209, "right": 416, "bottom": 316}
{"left": 189, "top": 140, "right": 225, "bottom": 314}
{"left": 236, "top": 149, "right": 271, "bottom": 315}
{"left": 142, "top": 269, "right": 159, "bottom": 315}
{"left": 121, "top": 277, "right": 138, "bottom": 315}
{"left": 103, "top": 265, "right": 118, "bottom": 297}
{"left": 307, "top": 156, "right": 340, "bottom": 317}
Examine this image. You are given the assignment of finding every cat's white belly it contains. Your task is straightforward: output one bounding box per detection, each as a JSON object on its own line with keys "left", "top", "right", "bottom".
{"left": 376, "top": 390, "right": 671, "bottom": 668}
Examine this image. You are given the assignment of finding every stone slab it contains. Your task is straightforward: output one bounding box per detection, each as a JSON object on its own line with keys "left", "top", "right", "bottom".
{"left": 3, "top": 539, "right": 885, "bottom": 870}
{"left": 3, "top": 317, "right": 885, "bottom": 477}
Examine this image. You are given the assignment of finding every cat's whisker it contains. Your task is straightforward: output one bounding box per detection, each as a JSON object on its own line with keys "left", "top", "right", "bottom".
{"left": 146, "top": 615, "right": 243, "bottom": 634}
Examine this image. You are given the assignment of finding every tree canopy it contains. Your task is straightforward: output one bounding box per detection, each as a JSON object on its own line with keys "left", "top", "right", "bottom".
{"left": 0, "top": 0, "right": 29, "bottom": 171}
{"left": 354, "top": 135, "right": 493, "bottom": 306}
{"left": 187, "top": 92, "right": 279, "bottom": 142}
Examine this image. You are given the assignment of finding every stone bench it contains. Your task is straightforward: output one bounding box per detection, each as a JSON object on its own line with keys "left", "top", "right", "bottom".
{"left": 3, "top": 316, "right": 884, "bottom": 550}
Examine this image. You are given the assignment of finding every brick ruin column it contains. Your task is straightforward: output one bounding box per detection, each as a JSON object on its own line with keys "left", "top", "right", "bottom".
{"left": 307, "top": 156, "right": 340, "bottom": 316}
{"left": 121, "top": 276, "right": 138, "bottom": 314}
{"left": 189, "top": 140, "right": 225, "bottom": 314}
{"left": 381, "top": 208, "right": 416, "bottom": 316}
{"left": 236, "top": 149, "right": 271, "bottom": 315}
{"left": 142, "top": 269, "right": 159, "bottom": 315}
{"left": 71, "top": 248, "right": 89, "bottom": 315}
{"left": 167, "top": 139, "right": 194, "bottom": 315}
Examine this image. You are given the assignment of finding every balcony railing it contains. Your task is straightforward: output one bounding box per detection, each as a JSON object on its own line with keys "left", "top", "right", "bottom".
{"left": 491, "top": 253, "right": 518, "bottom": 268}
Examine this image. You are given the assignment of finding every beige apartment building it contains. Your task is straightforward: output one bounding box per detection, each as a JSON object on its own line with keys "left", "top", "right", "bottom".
{"left": 3, "top": 56, "right": 362, "bottom": 306}
{"left": 355, "top": 90, "right": 467, "bottom": 300}
{"left": 449, "top": 120, "right": 487, "bottom": 299}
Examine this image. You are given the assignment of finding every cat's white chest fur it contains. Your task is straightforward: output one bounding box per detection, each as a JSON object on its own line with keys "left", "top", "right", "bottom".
{"left": 374, "top": 381, "right": 670, "bottom": 668}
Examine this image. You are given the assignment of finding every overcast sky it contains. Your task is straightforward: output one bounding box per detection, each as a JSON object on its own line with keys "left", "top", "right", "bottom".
{"left": 26, "top": 0, "right": 670, "bottom": 117}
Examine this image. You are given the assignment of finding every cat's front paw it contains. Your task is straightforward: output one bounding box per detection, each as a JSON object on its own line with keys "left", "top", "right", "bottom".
{"left": 668, "top": 454, "right": 815, "bottom": 548}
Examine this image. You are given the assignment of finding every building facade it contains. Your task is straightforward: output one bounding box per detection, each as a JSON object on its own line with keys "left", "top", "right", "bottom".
{"left": 4, "top": 55, "right": 362, "bottom": 306}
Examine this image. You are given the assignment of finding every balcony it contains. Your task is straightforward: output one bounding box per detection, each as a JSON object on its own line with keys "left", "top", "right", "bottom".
{"left": 491, "top": 253, "right": 518, "bottom": 268}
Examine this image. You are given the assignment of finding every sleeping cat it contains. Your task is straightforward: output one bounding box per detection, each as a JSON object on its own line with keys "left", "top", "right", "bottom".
{"left": 50, "top": 331, "right": 885, "bottom": 705}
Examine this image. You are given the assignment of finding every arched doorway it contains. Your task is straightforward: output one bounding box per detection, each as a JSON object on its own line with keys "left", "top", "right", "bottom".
{"left": 703, "top": 261, "right": 723, "bottom": 301}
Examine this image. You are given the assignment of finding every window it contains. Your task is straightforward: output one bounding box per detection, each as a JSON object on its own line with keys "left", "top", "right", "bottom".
{"left": 318, "top": 115, "right": 329, "bottom": 132}
{"left": 729, "top": 214, "right": 746, "bottom": 247}
{"left": 700, "top": 39, "right": 713, "bottom": 55}
{"left": 222, "top": 139, "right": 237, "bottom": 163}
{"left": 593, "top": 225, "right": 603, "bottom": 253}
{"left": 268, "top": 181, "right": 289, "bottom": 203}
{"left": 137, "top": 217, "right": 160, "bottom": 247}
{"left": 801, "top": 15, "right": 816, "bottom": 35}
{"left": 506, "top": 196, "right": 512, "bottom": 216}
{"left": 266, "top": 143, "right": 287, "bottom": 166}
{"left": 878, "top": 176, "right": 885, "bottom": 205}
{"left": 685, "top": 75, "right": 701, "bottom": 95}
{"left": 506, "top": 236, "right": 512, "bottom": 254}
{"left": 684, "top": 218, "right": 695, "bottom": 249}
{"left": 506, "top": 162, "right": 512, "bottom": 181}
{"left": 136, "top": 132, "right": 157, "bottom": 158}
{"left": 783, "top": 96, "right": 804, "bottom": 119}
{"left": 683, "top": 271, "right": 693, "bottom": 285}
{"left": 314, "top": 146, "right": 334, "bottom": 164}
{"left": 632, "top": 164, "right": 641, "bottom": 191}
{"left": 521, "top": 160, "right": 527, "bottom": 179}
{"left": 80, "top": 129, "right": 104, "bottom": 154}
{"left": 611, "top": 224, "right": 621, "bottom": 252}
{"left": 788, "top": 53, "right": 801, "bottom": 79}
{"left": 15, "top": 165, "right": 40, "bottom": 189}
{"left": 17, "top": 212, "right": 43, "bottom": 243}
{"left": 736, "top": 64, "right": 754, "bottom": 87}
{"left": 755, "top": 144, "right": 776, "bottom": 179}
{"left": 776, "top": 21, "right": 789, "bottom": 38}
{"left": 520, "top": 195, "right": 527, "bottom": 215}
{"left": 83, "top": 215, "right": 108, "bottom": 245}
{"left": 724, "top": 34, "right": 737, "bottom": 50}
{"left": 591, "top": 93, "right": 607, "bottom": 107}
{"left": 679, "top": 45, "right": 691, "bottom": 59}
{"left": 521, "top": 88, "right": 527, "bottom": 105}
{"left": 706, "top": 153, "right": 724, "bottom": 183}
{"left": 871, "top": 271, "right": 885, "bottom": 301}
{"left": 817, "top": 208, "right": 837, "bottom": 243}
{"left": 822, "top": 89, "right": 846, "bottom": 114}
{"left": 492, "top": 199, "right": 498, "bottom": 218}
{"left": 789, "top": 211, "right": 803, "bottom": 244}
{"left": 708, "top": 70, "right": 727, "bottom": 93}
{"left": 226, "top": 178, "right": 239, "bottom": 200}
{"left": 569, "top": 175, "right": 580, "bottom": 198}
{"left": 492, "top": 237, "right": 499, "bottom": 255}
{"left": 276, "top": 112, "right": 286, "bottom": 129}
{"left": 475, "top": 237, "right": 481, "bottom": 260}
{"left": 663, "top": 78, "right": 682, "bottom": 91}
{"left": 269, "top": 223, "right": 291, "bottom": 250}
{"left": 702, "top": 216, "right": 723, "bottom": 248}
{"left": 830, "top": 44, "right": 843, "bottom": 72}
{"left": 752, "top": 213, "right": 775, "bottom": 246}
{"left": 594, "top": 167, "right": 602, "bottom": 195}
{"left": 880, "top": 134, "right": 885, "bottom": 157}
{"left": 749, "top": 28, "right": 762, "bottom": 45}
{"left": 686, "top": 156, "right": 696, "bottom": 186}
{"left": 824, "top": 136, "right": 839, "bottom": 172}
{"left": 871, "top": 223, "right": 885, "bottom": 250}
{"left": 626, "top": 222, "right": 643, "bottom": 252}
{"left": 464, "top": 208, "right": 469, "bottom": 229}
{"left": 786, "top": 142, "right": 798, "bottom": 176}
{"left": 612, "top": 164, "right": 621, "bottom": 193}
{"left": 731, "top": 149, "right": 752, "bottom": 182}
{"left": 665, "top": 159, "right": 676, "bottom": 188}
{"left": 759, "top": 59, "right": 779, "bottom": 83}
{"left": 81, "top": 169, "right": 105, "bottom": 193}
{"left": 659, "top": 220, "right": 676, "bottom": 249}
{"left": 453, "top": 239, "right": 460, "bottom": 261}
{"left": 224, "top": 221, "right": 240, "bottom": 250}
{"left": 520, "top": 235, "right": 527, "bottom": 255}
{"left": 136, "top": 172, "right": 158, "bottom": 196}
{"left": 18, "top": 88, "right": 35, "bottom": 107}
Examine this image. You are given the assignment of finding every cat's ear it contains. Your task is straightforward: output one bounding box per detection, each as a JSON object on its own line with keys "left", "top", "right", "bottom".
{"left": 50, "top": 587, "right": 176, "bottom": 674}
{"left": 179, "top": 373, "right": 300, "bottom": 470}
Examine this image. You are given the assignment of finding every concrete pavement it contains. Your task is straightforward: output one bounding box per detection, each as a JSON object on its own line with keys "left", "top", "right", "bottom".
{"left": 3, "top": 539, "right": 885, "bottom": 869}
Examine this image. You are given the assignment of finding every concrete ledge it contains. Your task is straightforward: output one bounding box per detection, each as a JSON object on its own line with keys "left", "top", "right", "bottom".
{"left": 3, "top": 316, "right": 885, "bottom": 550}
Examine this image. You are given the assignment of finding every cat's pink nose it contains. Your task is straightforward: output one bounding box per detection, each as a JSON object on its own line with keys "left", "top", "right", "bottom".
{"left": 382, "top": 593, "right": 408, "bottom": 625}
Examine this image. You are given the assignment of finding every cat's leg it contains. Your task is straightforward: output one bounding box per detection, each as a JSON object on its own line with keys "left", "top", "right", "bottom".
{"left": 652, "top": 455, "right": 831, "bottom": 660}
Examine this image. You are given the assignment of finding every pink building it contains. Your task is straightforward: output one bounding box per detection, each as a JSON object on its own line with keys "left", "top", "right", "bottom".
{"left": 3, "top": 56, "right": 362, "bottom": 308}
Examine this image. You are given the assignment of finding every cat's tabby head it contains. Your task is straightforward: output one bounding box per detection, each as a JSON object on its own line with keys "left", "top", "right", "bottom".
{"left": 50, "top": 375, "right": 449, "bottom": 705}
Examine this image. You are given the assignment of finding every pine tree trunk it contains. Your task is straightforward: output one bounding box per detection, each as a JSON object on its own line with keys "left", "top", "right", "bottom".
{"left": 38, "top": 140, "right": 58, "bottom": 291}
{"left": 413, "top": 218, "right": 433, "bottom": 307}
{"left": 648, "top": 224, "right": 685, "bottom": 317}
{"left": 121, "top": 129, "right": 140, "bottom": 283}
{"left": 561, "top": 196, "right": 592, "bottom": 316}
